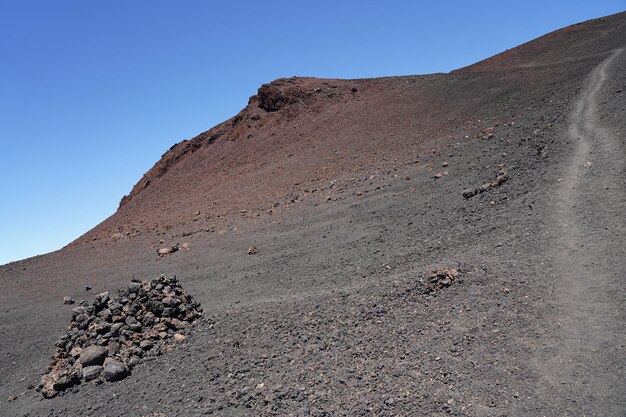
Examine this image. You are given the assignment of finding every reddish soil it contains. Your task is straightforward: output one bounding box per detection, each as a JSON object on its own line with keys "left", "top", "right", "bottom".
{"left": 1, "top": 11, "right": 625, "bottom": 417}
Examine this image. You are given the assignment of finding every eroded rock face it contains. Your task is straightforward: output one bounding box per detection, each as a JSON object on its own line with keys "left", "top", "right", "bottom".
{"left": 255, "top": 81, "right": 314, "bottom": 112}
{"left": 38, "top": 275, "right": 202, "bottom": 398}
{"left": 257, "top": 84, "right": 288, "bottom": 112}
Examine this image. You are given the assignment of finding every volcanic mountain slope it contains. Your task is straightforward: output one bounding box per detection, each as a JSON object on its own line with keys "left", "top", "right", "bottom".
{"left": 1, "top": 11, "right": 625, "bottom": 417}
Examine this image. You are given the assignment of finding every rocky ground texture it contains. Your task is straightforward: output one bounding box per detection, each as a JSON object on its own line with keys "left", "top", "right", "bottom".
{"left": 1, "top": 11, "right": 625, "bottom": 417}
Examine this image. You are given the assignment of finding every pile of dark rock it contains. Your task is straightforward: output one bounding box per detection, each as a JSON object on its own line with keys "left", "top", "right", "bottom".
{"left": 39, "top": 275, "right": 202, "bottom": 398}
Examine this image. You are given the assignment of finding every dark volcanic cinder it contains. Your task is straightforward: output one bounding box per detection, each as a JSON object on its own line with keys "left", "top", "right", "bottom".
{"left": 1, "top": 11, "right": 626, "bottom": 417}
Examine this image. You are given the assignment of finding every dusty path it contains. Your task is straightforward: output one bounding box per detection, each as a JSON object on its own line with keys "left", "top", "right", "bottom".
{"left": 545, "top": 48, "right": 626, "bottom": 415}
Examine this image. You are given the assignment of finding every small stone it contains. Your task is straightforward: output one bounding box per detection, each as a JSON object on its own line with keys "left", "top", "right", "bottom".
{"left": 95, "top": 292, "right": 109, "bottom": 307}
{"left": 170, "top": 318, "right": 187, "bottom": 330}
{"left": 103, "top": 361, "right": 130, "bottom": 382}
{"left": 110, "top": 322, "right": 124, "bottom": 334}
{"left": 107, "top": 340, "right": 120, "bottom": 356}
{"left": 63, "top": 296, "right": 75, "bottom": 305}
{"left": 82, "top": 365, "right": 103, "bottom": 382}
{"left": 174, "top": 333, "right": 187, "bottom": 342}
{"left": 80, "top": 346, "right": 107, "bottom": 366}
{"left": 128, "top": 355, "right": 141, "bottom": 367}
{"left": 53, "top": 373, "right": 79, "bottom": 391}
{"left": 462, "top": 188, "right": 478, "bottom": 199}
{"left": 69, "top": 347, "right": 82, "bottom": 358}
{"left": 139, "top": 340, "right": 154, "bottom": 350}
{"left": 157, "top": 246, "right": 178, "bottom": 256}
{"left": 479, "top": 183, "right": 491, "bottom": 192}
{"left": 125, "top": 316, "right": 142, "bottom": 332}
{"left": 84, "top": 285, "right": 91, "bottom": 291}
{"left": 248, "top": 246, "right": 258, "bottom": 255}
{"left": 492, "top": 174, "right": 508, "bottom": 187}
{"left": 127, "top": 282, "right": 141, "bottom": 293}
{"left": 181, "top": 242, "right": 191, "bottom": 251}
{"left": 71, "top": 306, "right": 86, "bottom": 316}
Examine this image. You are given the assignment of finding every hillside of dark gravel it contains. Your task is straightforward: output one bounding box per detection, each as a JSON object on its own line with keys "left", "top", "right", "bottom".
{"left": 1, "top": 11, "right": 625, "bottom": 417}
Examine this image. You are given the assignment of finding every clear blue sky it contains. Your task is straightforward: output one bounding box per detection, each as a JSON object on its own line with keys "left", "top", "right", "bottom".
{"left": 1, "top": 1, "right": 624, "bottom": 265}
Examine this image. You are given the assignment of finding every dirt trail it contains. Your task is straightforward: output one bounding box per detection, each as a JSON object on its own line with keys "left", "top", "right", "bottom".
{"left": 545, "top": 48, "right": 626, "bottom": 415}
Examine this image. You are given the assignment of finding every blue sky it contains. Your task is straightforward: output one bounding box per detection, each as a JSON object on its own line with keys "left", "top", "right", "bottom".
{"left": 1, "top": 1, "right": 624, "bottom": 265}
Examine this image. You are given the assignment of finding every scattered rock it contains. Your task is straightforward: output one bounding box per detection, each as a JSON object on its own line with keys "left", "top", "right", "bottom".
{"left": 157, "top": 245, "right": 179, "bottom": 256}
{"left": 248, "top": 246, "right": 258, "bottom": 255}
{"left": 63, "top": 296, "right": 75, "bottom": 305}
{"left": 181, "top": 242, "right": 191, "bottom": 251}
{"left": 492, "top": 174, "right": 508, "bottom": 187}
{"left": 462, "top": 167, "right": 508, "bottom": 199}
{"left": 462, "top": 188, "right": 478, "bottom": 199}
{"left": 424, "top": 268, "right": 460, "bottom": 293}
{"left": 140, "top": 340, "right": 154, "bottom": 351}
{"left": 481, "top": 126, "right": 495, "bottom": 140}
{"left": 39, "top": 275, "right": 202, "bottom": 398}
{"left": 84, "top": 285, "right": 91, "bottom": 291}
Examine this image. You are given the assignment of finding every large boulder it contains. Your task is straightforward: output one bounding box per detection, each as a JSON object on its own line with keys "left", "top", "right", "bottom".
{"left": 80, "top": 345, "right": 107, "bottom": 366}
{"left": 103, "top": 361, "right": 130, "bottom": 382}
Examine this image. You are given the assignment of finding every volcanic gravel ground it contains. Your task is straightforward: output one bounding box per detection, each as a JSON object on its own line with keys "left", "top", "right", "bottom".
{"left": 1, "top": 12, "right": 625, "bottom": 417}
